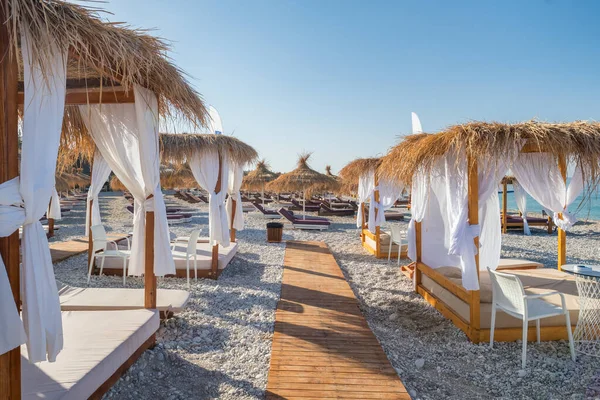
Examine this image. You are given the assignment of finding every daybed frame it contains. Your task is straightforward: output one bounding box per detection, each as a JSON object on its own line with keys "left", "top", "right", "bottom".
{"left": 414, "top": 147, "right": 571, "bottom": 344}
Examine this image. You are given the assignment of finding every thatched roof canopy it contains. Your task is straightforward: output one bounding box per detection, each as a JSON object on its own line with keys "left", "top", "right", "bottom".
{"left": 111, "top": 164, "right": 197, "bottom": 191}
{"left": 160, "top": 134, "right": 258, "bottom": 166}
{"left": 338, "top": 157, "right": 381, "bottom": 183}
{"left": 242, "top": 159, "right": 278, "bottom": 191}
{"left": 380, "top": 121, "right": 600, "bottom": 185}
{"left": 267, "top": 153, "right": 336, "bottom": 193}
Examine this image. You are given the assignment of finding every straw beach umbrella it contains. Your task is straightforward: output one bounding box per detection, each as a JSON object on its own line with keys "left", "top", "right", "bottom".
{"left": 242, "top": 159, "right": 278, "bottom": 205}
{"left": 267, "top": 153, "right": 336, "bottom": 219}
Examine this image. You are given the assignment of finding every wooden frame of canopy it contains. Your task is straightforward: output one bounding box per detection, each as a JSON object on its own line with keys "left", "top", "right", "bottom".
{"left": 500, "top": 176, "right": 553, "bottom": 234}
{"left": 380, "top": 122, "right": 600, "bottom": 344}
{"left": 339, "top": 158, "right": 406, "bottom": 259}
{"left": 0, "top": 2, "right": 207, "bottom": 398}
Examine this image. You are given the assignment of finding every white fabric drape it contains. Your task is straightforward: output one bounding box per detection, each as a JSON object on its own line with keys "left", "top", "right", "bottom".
{"left": 407, "top": 170, "right": 429, "bottom": 262}
{"left": 511, "top": 153, "right": 584, "bottom": 231}
{"left": 0, "top": 178, "right": 27, "bottom": 356}
{"left": 190, "top": 151, "right": 231, "bottom": 246}
{"left": 208, "top": 105, "right": 224, "bottom": 135}
{"left": 20, "top": 29, "right": 67, "bottom": 363}
{"left": 374, "top": 177, "right": 403, "bottom": 227}
{"left": 85, "top": 150, "right": 112, "bottom": 234}
{"left": 79, "top": 85, "right": 175, "bottom": 277}
{"left": 226, "top": 160, "right": 245, "bottom": 231}
{"left": 512, "top": 180, "right": 531, "bottom": 235}
{"left": 47, "top": 187, "right": 62, "bottom": 220}
{"left": 411, "top": 112, "right": 423, "bottom": 134}
{"left": 357, "top": 171, "right": 375, "bottom": 229}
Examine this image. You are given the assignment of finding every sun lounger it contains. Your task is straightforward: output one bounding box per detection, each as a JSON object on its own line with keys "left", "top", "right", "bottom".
{"left": 502, "top": 214, "right": 554, "bottom": 233}
{"left": 289, "top": 199, "right": 320, "bottom": 212}
{"left": 253, "top": 202, "right": 282, "bottom": 219}
{"left": 318, "top": 203, "right": 355, "bottom": 216}
{"left": 278, "top": 208, "right": 330, "bottom": 230}
{"left": 58, "top": 284, "right": 190, "bottom": 315}
{"left": 22, "top": 309, "right": 158, "bottom": 400}
{"left": 126, "top": 205, "right": 189, "bottom": 223}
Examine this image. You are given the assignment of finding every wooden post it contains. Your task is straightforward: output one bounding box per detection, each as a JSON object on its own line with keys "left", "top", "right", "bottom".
{"left": 557, "top": 155, "right": 567, "bottom": 270}
{"left": 502, "top": 180, "right": 508, "bottom": 234}
{"left": 373, "top": 173, "right": 381, "bottom": 257}
{"left": 467, "top": 154, "right": 481, "bottom": 343}
{"left": 144, "top": 194, "right": 156, "bottom": 309}
{"left": 230, "top": 198, "right": 237, "bottom": 242}
{"left": 47, "top": 196, "right": 55, "bottom": 237}
{"left": 414, "top": 221, "right": 422, "bottom": 292}
{"left": 0, "top": 6, "right": 22, "bottom": 397}
{"left": 211, "top": 153, "right": 223, "bottom": 279}
{"left": 87, "top": 199, "right": 94, "bottom": 267}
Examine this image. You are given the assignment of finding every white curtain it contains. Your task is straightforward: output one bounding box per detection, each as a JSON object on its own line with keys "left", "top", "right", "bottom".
{"left": 79, "top": 85, "right": 175, "bottom": 277}
{"left": 511, "top": 153, "right": 584, "bottom": 231}
{"left": 0, "top": 178, "right": 27, "bottom": 356}
{"left": 85, "top": 150, "right": 112, "bottom": 233}
{"left": 512, "top": 180, "right": 531, "bottom": 235}
{"left": 374, "top": 177, "right": 403, "bottom": 227}
{"left": 357, "top": 170, "right": 375, "bottom": 228}
{"left": 20, "top": 29, "right": 67, "bottom": 363}
{"left": 407, "top": 169, "right": 429, "bottom": 261}
{"left": 47, "top": 187, "right": 62, "bottom": 220}
{"left": 190, "top": 151, "right": 231, "bottom": 246}
{"left": 227, "top": 160, "right": 245, "bottom": 231}
{"left": 411, "top": 112, "right": 423, "bottom": 134}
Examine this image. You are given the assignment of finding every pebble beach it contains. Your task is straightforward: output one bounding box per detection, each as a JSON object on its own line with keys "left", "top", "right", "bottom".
{"left": 52, "top": 192, "right": 600, "bottom": 400}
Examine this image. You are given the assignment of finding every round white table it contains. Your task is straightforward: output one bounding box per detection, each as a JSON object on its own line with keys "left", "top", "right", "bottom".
{"left": 562, "top": 264, "right": 600, "bottom": 357}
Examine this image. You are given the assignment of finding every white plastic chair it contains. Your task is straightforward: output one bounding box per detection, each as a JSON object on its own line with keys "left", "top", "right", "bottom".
{"left": 87, "top": 225, "right": 131, "bottom": 285}
{"left": 487, "top": 267, "right": 575, "bottom": 368}
{"left": 172, "top": 229, "right": 202, "bottom": 244}
{"left": 171, "top": 229, "right": 201, "bottom": 288}
{"left": 387, "top": 225, "right": 407, "bottom": 266}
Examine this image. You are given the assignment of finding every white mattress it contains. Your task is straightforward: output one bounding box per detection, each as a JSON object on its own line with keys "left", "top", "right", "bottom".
{"left": 22, "top": 309, "right": 158, "bottom": 400}
{"left": 59, "top": 286, "right": 190, "bottom": 313}
{"left": 97, "top": 241, "right": 238, "bottom": 271}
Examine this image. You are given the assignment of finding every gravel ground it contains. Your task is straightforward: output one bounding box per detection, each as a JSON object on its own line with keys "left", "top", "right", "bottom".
{"left": 51, "top": 193, "right": 600, "bottom": 399}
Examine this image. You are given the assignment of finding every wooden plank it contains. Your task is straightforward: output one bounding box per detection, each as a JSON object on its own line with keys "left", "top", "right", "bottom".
{"left": 144, "top": 208, "right": 156, "bottom": 309}
{"left": 502, "top": 181, "right": 508, "bottom": 234}
{"left": 0, "top": 7, "right": 21, "bottom": 397}
{"left": 557, "top": 155, "right": 567, "bottom": 270}
{"left": 467, "top": 154, "right": 481, "bottom": 343}
{"left": 266, "top": 241, "right": 408, "bottom": 398}
{"left": 417, "top": 262, "right": 471, "bottom": 303}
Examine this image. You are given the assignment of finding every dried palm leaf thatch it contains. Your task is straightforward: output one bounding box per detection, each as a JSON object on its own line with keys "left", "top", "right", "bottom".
{"left": 110, "top": 164, "right": 197, "bottom": 191}
{"left": 109, "top": 175, "right": 126, "bottom": 192}
{"left": 160, "top": 133, "right": 258, "bottom": 166}
{"left": 242, "top": 159, "right": 278, "bottom": 191}
{"left": 379, "top": 121, "right": 600, "bottom": 187}
{"left": 266, "top": 152, "right": 337, "bottom": 193}
{"left": 56, "top": 171, "right": 87, "bottom": 188}
{"left": 325, "top": 165, "right": 337, "bottom": 178}
{"left": 308, "top": 165, "right": 341, "bottom": 195}
{"left": 338, "top": 157, "right": 381, "bottom": 183}
{"left": 7, "top": 0, "right": 207, "bottom": 127}
{"left": 336, "top": 178, "right": 358, "bottom": 196}
{"left": 54, "top": 173, "right": 70, "bottom": 192}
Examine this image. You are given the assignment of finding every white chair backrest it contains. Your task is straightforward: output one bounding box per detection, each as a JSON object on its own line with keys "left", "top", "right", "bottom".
{"left": 187, "top": 229, "right": 201, "bottom": 255}
{"left": 390, "top": 225, "right": 404, "bottom": 244}
{"left": 487, "top": 268, "right": 525, "bottom": 315}
{"left": 90, "top": 225, "right": 108, "bottom": 252}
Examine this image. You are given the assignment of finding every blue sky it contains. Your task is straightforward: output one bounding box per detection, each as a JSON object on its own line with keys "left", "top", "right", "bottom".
{"left": 101, "top": 0, "right": 600, "bottom": 174}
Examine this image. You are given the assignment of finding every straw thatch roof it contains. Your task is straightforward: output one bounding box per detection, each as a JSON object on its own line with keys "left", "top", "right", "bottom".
{"left": 110, "top": 164, "right": 197, "bottom": 191}
{"left": 266, "top": 153, "right": 337, "bottom": 194}
{"left": 160, "top": 134, "right": 258, "bottom": 166}
{"left": 325, "top": 165, "right": 336, "bottom": 178}
{"left": 242, "top": 159, "right": 278, "bottom": 191}
{"left": 338, "top": 157, "right": 381, "bottom": 183}
{"left": 379, "top": 121, "right": 600, "bottom": 185}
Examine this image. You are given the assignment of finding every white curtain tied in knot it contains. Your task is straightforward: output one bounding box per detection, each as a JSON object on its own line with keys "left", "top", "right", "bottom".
{"left": 511, "top": 153, "right": 584, "bottom": 232}
{"left": 47, "top": 187, "right": 61, "bottom": 220}
{"left": 0, "top": 178, "right": 27, "bottom": 356}
{"left": 227, "top": 161, "right": 245, "bottom": 231}
{"left": 85, "top": 150, "right": 112, "bottom": 234}
{"left": 190, "top": 151, "right": 231, "bottom": 246}
{"left": 20, "top": 28, "right": 67, "bottom": 362}
{"left": 357, "top": 170, "right": 375, "bottom": 229}
{"left": 372, "top": 178, "right": 404, "bottom": 231}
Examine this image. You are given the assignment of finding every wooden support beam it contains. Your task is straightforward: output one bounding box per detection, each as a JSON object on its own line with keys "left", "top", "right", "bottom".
{"left": 88, "top": 199, "right": 94, "bottom": 267}
{"left": 557, "top": 155, "right": 567, "bottom": 270}
{"left": 0, "top": 6, "right": 22, "bottom": 397}
{"left": 502, "top": 181, "right": 508, "bottom": 234}
{"left": 373, "top": 173, "right": 380, "bottom": 257}
{"left": 18, "top": 86, "right": 134, "bottom": 106}
{"left": 414, "top": 221, "right": 422, "bottom": 292}
{"left": 144, "top": 195, "right": 156, "bottom": 309}
{"left": 467, "top": 154, "right": 480, "bottom": 344}
{"left": 211, "top": 153, "right": 223, "bottom": 279}
{"left": 230, "top": 198, "right": 237, "bottom": 243}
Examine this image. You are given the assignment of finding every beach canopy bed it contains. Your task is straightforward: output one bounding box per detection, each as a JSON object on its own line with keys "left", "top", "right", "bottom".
{"left": 500, "top": 176, "right": 553, "bottom": 234}
{"left": 0, "top": 1, "right": 210, "bottom": 398}
{"left": 339, "top": 157, "right": 407, "bottom": 259}
{"left": 267, "top": 153, "right": 337, "bottom": 220}
{"left": 379, "top": 121, "right": 600, "bottom": 343}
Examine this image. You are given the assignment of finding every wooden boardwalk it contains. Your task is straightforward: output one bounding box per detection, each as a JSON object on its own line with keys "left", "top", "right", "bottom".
{"left": 266, "top": 241, "right": 409, "bottom": 400}
{"left": 50, "top": 234, "right": 129, "bottom": 263}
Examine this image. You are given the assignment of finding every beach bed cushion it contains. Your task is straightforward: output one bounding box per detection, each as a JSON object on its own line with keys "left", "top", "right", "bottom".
{"left": 22, "top": 309, "right": 158, "bottom": 400}
{"left": 421, "top": 268, "right": 579, "bottom": 329}
{"left": 58, "top": 286, "right": 190, "bottom": 313}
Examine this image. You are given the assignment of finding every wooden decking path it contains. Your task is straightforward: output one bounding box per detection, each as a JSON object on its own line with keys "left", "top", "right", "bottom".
{"left": 266, "top": 241, "right": 409, "bottom": 399}
{"left": 50, "top": 234, "right": 129, "bottom": 263}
